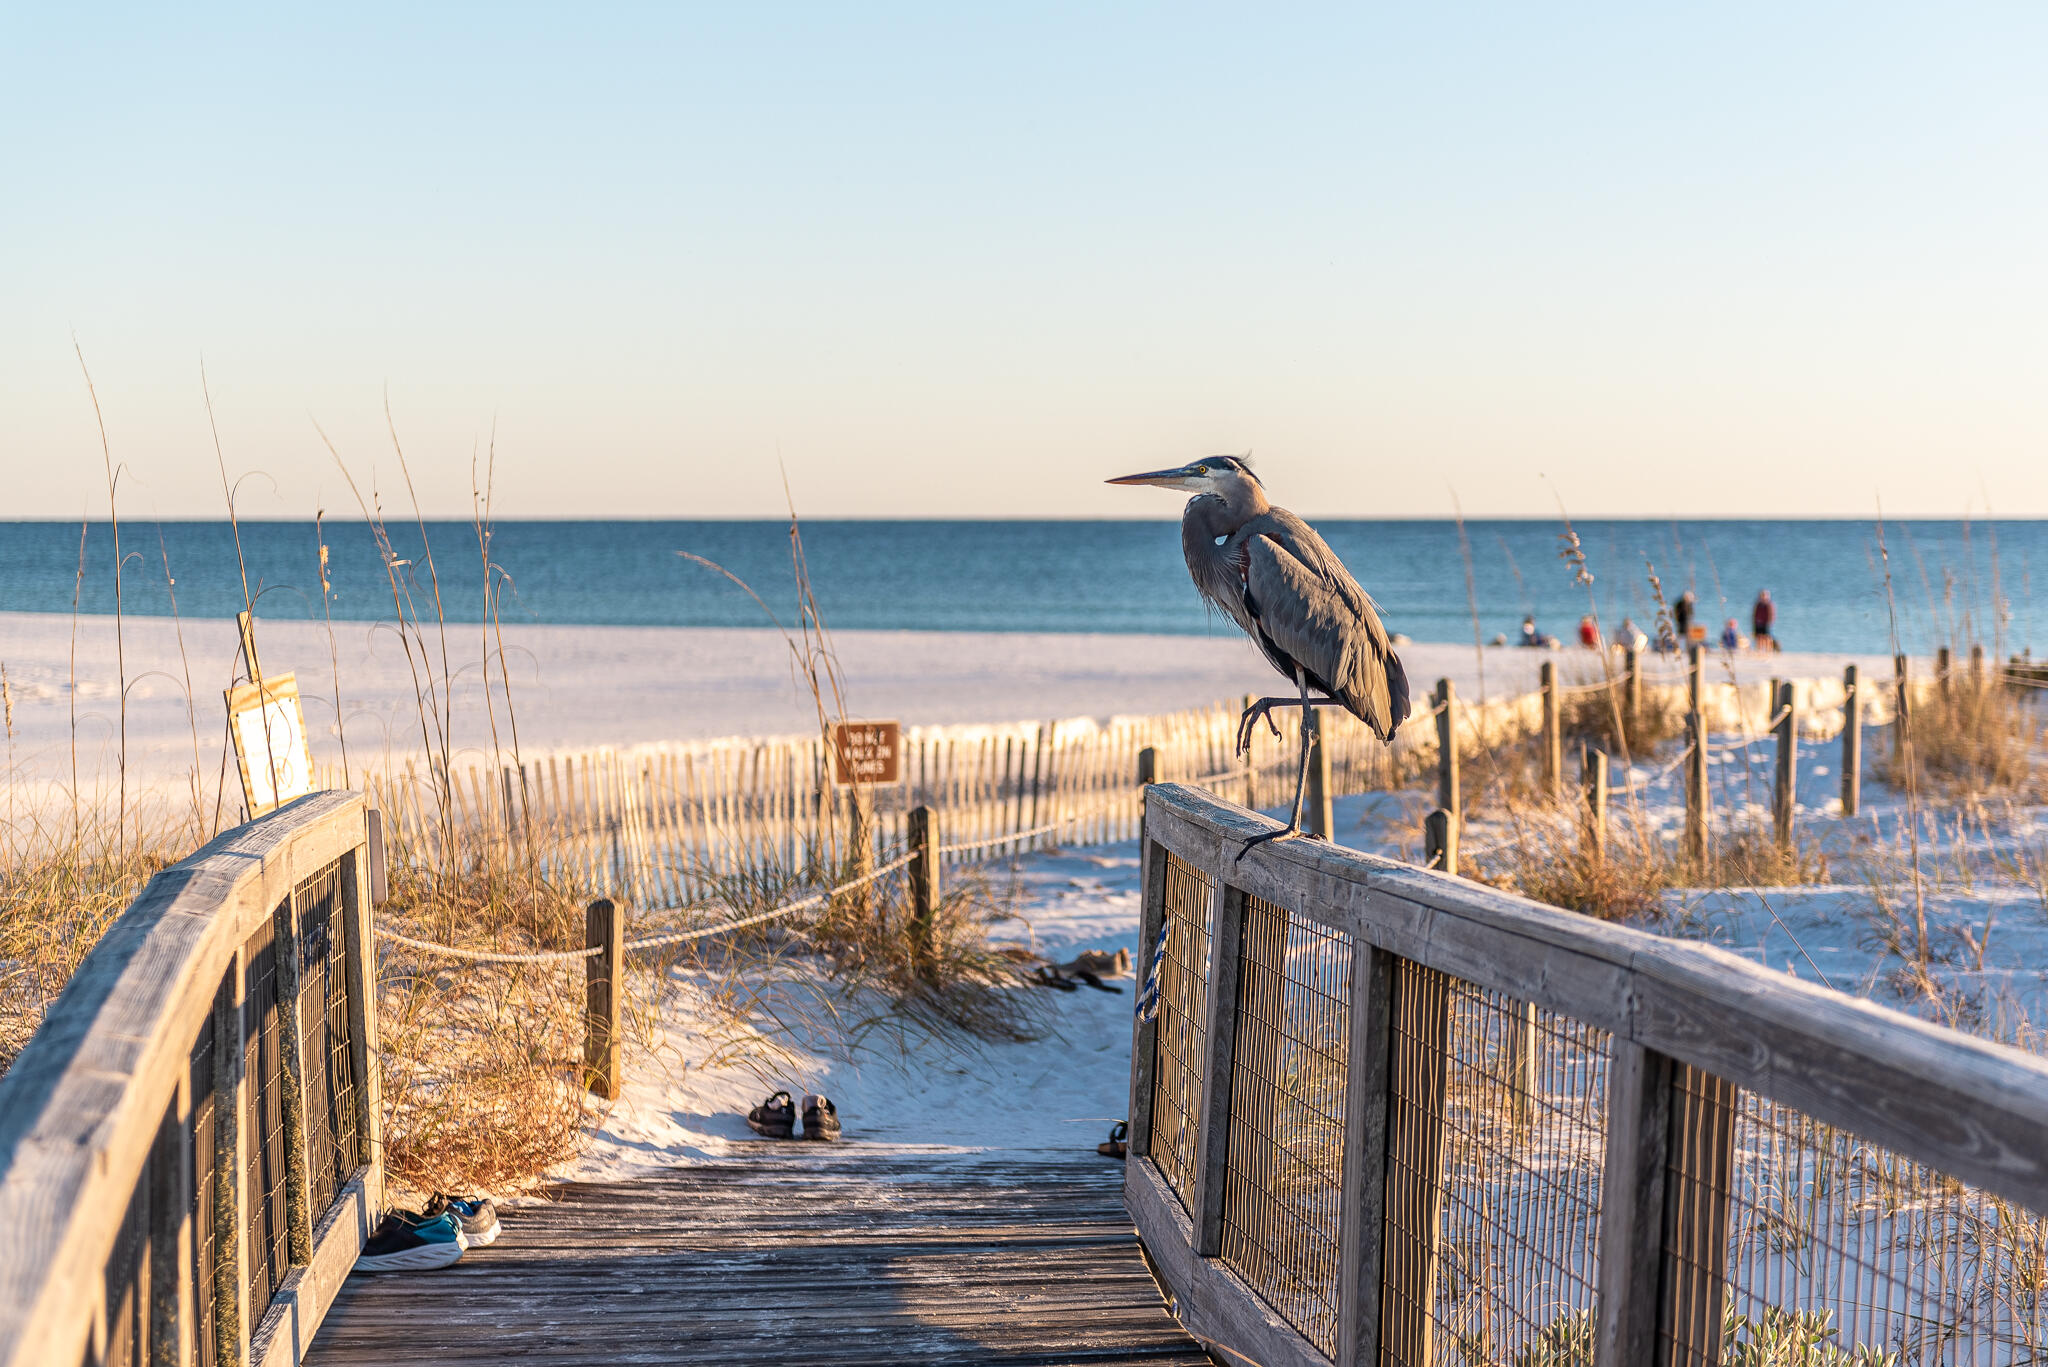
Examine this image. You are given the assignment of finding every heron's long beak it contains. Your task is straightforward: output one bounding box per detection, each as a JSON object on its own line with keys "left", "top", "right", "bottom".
{"left": 1106, "top": 464, "right": 1202, "bottom": 489}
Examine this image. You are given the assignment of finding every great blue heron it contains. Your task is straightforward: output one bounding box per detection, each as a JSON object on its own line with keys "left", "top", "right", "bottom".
{"left": 1108, "top": 456, "right": 1410, "bottom": 850}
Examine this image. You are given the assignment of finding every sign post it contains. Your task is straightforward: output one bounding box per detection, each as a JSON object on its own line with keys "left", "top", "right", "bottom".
{"left": 831, "top": 721, "right": 899, "bottom": 918}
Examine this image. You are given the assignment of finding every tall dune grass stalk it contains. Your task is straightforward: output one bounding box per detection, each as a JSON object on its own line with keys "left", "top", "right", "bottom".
{"left": 155, "top": 527, "right": 207, "bottom": 829}
{"left": 75, "top": 344, "right": 127, "bottom": 854}
{"left": 314, "top": 511, "right": 352, "bottom": 788}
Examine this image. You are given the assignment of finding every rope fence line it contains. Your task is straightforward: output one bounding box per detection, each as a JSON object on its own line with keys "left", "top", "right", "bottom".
{"left": 377, "top": 769, "right": 1261, "bottom": 963}
{"left": 375, "top": 854, "right": 917, "bottom": 963}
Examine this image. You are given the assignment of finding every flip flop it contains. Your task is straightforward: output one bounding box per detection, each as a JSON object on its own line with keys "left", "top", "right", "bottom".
{"left": 1097, "top": 1121, "right": 1128, "bottom": 1160}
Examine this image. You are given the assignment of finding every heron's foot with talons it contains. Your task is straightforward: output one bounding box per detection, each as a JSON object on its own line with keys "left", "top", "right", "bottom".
{"left": 1234, "top": 697, "right": 1290, "bottom": 756}
{"left": 1233, "top": 826, "right": 1324, "bottom": 863}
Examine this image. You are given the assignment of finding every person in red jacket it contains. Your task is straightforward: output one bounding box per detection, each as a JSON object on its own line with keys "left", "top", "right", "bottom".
{"left": 1752, "top": 590, "right": 1778, "bottom": 652}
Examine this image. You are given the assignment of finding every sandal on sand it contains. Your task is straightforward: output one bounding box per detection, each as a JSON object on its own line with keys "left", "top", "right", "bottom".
{"left": 1098, "top": 1121, "right": 1128, "bottom": 1160}
{"left": 801, "top": 1094, "right": 841, "bottom": 1141}
{"left": 747, "top": 1090, "right": 796, "bottom": 1139}
{"left": 1026, "top": 965, "right": 1080, "bottom": 992}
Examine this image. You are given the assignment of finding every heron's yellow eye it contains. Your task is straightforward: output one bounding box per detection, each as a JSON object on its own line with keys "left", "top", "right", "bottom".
{"left": 1190, "top": 463, "right": 1208, "bottom": 474}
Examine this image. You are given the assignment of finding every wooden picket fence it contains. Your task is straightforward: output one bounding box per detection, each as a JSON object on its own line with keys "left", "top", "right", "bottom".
{"left": 351, "top": 688, "right": 1550, "bottom": 910}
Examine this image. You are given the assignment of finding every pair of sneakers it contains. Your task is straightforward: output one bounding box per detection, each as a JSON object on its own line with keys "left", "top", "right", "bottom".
{"left": 358, "top": 1194, "right": 500, "bottom": 1272}
{"left": 746, "top": 1090, "right": 840, "bottom": 1141}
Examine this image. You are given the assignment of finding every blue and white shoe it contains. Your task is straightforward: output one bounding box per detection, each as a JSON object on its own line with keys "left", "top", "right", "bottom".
{"left": 429, "top": 1194, "right": 501, "bottom": 1248}
{"left": 358, "top": 1211, "right": 466, "bottom": 1272}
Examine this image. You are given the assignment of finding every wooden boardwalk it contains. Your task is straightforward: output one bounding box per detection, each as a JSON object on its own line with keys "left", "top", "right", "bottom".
{"left": 306, "top": 1148, "right": 1205, "bottom": 1365}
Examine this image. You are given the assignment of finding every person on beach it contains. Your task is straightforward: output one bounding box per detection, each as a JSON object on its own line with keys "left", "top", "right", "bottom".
{"left": 1519, "top": 615, "right": 1542, "bottom": 647}
{"left": 1578, "top": 615, "right": 1599, "bottom": 649}
{"left": 1721, "top": 617, "right": 1743, "bottom": 651}
{"left": 1673, "top": 590, "right": 1696, "bottom": 641}
{"left": 1616, "top": 617, "right": 1648, "bottom": 652}
{"left": 1752, "top": 590, "right": 1778, "bottom": 651}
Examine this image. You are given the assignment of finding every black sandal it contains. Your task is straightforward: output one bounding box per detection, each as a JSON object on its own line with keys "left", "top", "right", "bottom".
{"left": 801, "top": 1094, "right": 841, "bottom": 1142}
{"left": 747, "top": 1090, "right": 795, "bottom": 1139}
{"left": 1097, "top": 1120, "right": 1128, "bottom": 1160}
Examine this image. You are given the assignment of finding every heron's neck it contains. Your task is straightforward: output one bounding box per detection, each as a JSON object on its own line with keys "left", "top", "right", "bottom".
{"left": 1213, "top": 481, "right": 1270, "bottom": 523}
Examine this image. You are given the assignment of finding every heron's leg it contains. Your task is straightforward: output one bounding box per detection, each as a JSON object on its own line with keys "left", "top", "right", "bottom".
{"left": 1284, "top": 668, "right": 1314, "bottom": 833}
{"left": 1236, "top": 670, "right": 1317, "bottom": 862}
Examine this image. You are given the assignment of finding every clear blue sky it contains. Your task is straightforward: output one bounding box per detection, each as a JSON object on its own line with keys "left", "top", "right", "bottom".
{"left": 4, "top": 5, "right": 2045, "bottom": 520}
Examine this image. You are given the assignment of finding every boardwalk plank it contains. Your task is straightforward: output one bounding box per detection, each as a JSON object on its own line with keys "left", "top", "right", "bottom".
{"left": 307, "top": 1150, "right": 1204, "bottom": 1366}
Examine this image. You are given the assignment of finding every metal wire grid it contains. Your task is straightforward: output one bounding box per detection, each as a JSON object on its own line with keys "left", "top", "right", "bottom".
{"left": 1381, "top": 962, "right": 1610, "bottom": 1367}
{"left": 242, "top": 911, "right": 289, "bottom": 1315}
{"left": 1147, "top": 851, "right": 1216, "bottom": 1211}
{"left": 191, "top": 1004, "right": 218, "bottom": 1367}
{"left": 295, "top": 860, "right": 360, "bottom": 1217}
{"left": 1217, "top": 896, "right": 1354, "bottom": 1357}
{"left": 102, "top": 1138, "right": 151, "bottom": 1367}
{"left": 1662, "top": 1067, "right": 2048, "bottom": 1366}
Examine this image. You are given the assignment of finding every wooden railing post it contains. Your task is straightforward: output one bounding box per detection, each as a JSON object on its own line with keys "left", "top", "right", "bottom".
{"left": 1336, "top": 945, "right": 1396, "bottom": 1367}
{"left": 1424, "top": 808, "right": 1457, "bottom": 878}
{"left": 1661, "top": 1065, "right": 1740, "bottom": 1366}
{"left": 1684, "top": 707, "right": 1709, "bottom": 869}
{"left": 1434, "top": 679, "right": 1458, "bottom": 821}
{"left": 1683, "top": 646, "right": 1709, "bottom": 869}
{"left": 1773, "top": 680, "right": 1798, "bottom": 853}
{"left": 1971, "top": 643, "right": 1986, "bottom": 694}
{"left": 1241, "top": 693, "right": 1258, "bottom": 811}
{"left": 845, "top": 785, "right": 874, "bottom": 919}
{"left": 1840, "top": 663, "right": 1861, "bottom": 817}
{"left": 1893, "top": 653, "right": 1911, "bottom": 769}
{"left": 1137, "top": 745, "right": 1157, "bottom": 789}
{"left": 1126, "top": 828, "right": 1169, "bottom": 1160}
{"left": 1582, "top": 747, "right": 1609, "bottom": 864}
{"left": 1624, "top": 644, "right": 1643, "bottom": 739}
{"left": 1936, "top": 645, "right": 1953, "bottom": 702}
{"left": 1306, "top": 709, "right": 1333, "bottom": 839}
{"left": 1188, "top": 882, "right": 1248, "bottom": 1259}
{"left": 583, "top": 899, "right": 623, "bottom": 1100}
{"left": 1593, "top": 1042, "right": 1674, "bottom": 1367}
{"left": 1540, "top": 660, "right": 1562, "bottom": 802}
{"left": 907, "top": 805, "right": 937, "bottom": 980}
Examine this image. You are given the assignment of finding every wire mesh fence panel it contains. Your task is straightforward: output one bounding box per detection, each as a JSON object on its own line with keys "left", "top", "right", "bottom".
{"left": 1382, "top": 961, "right": 1610, "bottom": 1367}
{"left": 242, "top": 910, "right": 288, "bottom": 1315}
{"left": 1218, "top": 896, "right": 1353, "bottom": 1357}
{"left": 191, "top": 1000, "right": 219, "bottom": 1367}
{"left": 1148, "top": 851, "right": 1216, "bottom": 1212}
{"left": 295, "top": 859, "right": 360, "bottom": 1219}
{"left": 1671, "top": 1069, "right": 2048, "bottom": 1366}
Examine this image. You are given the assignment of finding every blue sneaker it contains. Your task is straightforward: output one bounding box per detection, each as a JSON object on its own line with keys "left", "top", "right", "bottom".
{"left": 358, "top": 1210, "right": 465, "bottom": 1272}
{"left": 428, "top": 1194, "right": 501, "bottom": 1248}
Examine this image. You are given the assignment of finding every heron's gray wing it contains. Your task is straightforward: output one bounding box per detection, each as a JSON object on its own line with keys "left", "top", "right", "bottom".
{"left": 1240, "top": 513, "right": 1411, "bottom": 741}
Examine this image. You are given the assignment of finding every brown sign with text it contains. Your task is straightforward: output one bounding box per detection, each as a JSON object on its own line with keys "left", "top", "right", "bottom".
{"left": 831, "top": 720, "right": 901, "bottom": 785}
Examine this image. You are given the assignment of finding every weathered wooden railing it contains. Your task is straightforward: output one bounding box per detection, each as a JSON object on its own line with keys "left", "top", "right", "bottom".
{"left": 0, "top": 793, "right": 383, "bottom": 1367}
{"left": 1127, "top": 784, "right": 2048, "bottom": 1367}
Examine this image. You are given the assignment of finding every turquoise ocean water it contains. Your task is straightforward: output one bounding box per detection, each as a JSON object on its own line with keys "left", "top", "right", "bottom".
{"left": 0, "top": 519, "right": 2035, "bottom": 656}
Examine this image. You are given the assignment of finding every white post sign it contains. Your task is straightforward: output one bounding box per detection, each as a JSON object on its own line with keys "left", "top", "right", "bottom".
{"left": 226, "top": 671, "right": 316, "bottom": 816}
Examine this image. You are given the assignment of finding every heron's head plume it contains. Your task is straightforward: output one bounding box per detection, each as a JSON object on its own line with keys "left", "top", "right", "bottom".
{"left": 1106, "top": 456, "right": 1265, "bottom": 512}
